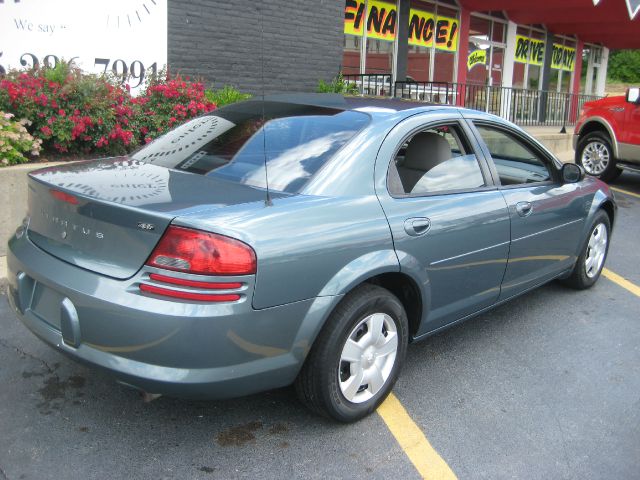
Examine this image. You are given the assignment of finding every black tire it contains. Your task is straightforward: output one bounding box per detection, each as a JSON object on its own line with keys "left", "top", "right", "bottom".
{"left": 562, "top": 210, "right": 611, "bottom": 289}
{"left": 295, "top": 284, "right": 409, "bottom": 422}
{"left": 575, "top": 131, "right": 622, "bottom": 182}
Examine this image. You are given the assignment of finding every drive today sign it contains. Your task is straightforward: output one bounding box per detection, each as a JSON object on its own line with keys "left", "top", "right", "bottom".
{"left": 0, "top": 0, "right": 167, "bottom": 93}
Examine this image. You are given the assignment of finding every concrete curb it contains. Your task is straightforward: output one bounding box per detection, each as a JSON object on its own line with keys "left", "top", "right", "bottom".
{"left": 0, "top": 255, "right": 6, "bottom": 287}
{"left": 0, "top": 161, "right": 67, "bottom": 257}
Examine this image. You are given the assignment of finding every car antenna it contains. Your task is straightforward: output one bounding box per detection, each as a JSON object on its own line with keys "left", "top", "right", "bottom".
{"left": 259, "top": 4, "right": 272, "bottom": 207}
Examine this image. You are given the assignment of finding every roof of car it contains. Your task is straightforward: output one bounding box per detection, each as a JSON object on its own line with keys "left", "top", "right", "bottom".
{"left": 344, "top": 96, "right": 438, "bottom": 112}
{"left": 261, "top": 93, "right": 452, "bottom": 117}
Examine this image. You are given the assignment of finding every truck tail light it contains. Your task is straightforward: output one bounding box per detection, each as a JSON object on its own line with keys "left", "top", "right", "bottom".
{"left": 146, "top": 226, "right": 256, "bottom": 276}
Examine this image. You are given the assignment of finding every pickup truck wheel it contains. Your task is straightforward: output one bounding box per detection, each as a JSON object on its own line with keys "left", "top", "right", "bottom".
{"left": 576, "top": 132, "right": 622, "bottom": 182}
{"left": 295, "top": 284, "right": 408, "bottom": 422}
{"left": 562, "top": 210, "right": 610, "bottom": 289}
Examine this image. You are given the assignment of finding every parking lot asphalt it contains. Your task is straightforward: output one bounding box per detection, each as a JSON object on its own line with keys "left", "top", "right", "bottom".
{"left": 1, "top": 172, "right": 639, "bottom": 480}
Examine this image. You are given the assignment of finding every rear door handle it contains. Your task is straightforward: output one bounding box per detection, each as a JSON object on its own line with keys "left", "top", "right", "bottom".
{"left": 404, "top": 217, "right": 431, "bottom": 236}
{"left": 515, "top": 201, "right": 533, "bottom": 217}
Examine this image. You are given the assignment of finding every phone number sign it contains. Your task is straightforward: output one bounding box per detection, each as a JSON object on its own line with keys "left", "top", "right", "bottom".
{"left": 0, "top": 0, "right": 167, "bottom": 93}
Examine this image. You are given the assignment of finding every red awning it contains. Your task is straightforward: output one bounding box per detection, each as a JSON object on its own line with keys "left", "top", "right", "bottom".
{"left": 460, "top": 0, "right": 640, "bottom": 49}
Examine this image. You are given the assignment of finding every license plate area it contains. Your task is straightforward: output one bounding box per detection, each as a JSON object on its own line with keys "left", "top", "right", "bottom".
{"left": 31, "top": 282, "right": 64, "bottom": 331}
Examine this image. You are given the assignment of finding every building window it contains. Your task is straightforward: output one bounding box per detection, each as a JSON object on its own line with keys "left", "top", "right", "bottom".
{"left": 549, "top": 36, "right": 577, "bottom": 93}
{"left": 581, "top": 44, "right": 602, "bottom": 95}
{"left": 467, "top": 14, "right": 507, "bottom": 86}
{"left": 343, "top": 34, "right": 362, "bottom": 75}
{"left": 342, "top": 0, "right": 460, "bottom": 84}
{"left": 512, "top": 26, "right": 545, "bottom": 90}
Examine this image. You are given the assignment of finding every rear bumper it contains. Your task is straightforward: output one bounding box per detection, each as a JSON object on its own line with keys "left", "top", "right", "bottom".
{"left": 6, "top": 232, "right": 335, "bottom": 399}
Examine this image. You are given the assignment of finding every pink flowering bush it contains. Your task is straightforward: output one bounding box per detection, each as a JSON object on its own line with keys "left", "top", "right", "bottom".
{"left": 133, "top": 77, "right": 217, "bottom": 145}
{"left": 0, "top": 111, "right": 42, "bottom": 166}
{"left": 0, "top": 62, "right": 221, "bottom": 160}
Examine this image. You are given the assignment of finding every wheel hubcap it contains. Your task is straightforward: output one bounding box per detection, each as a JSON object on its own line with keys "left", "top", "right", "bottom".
{"left": 338, "top": 313, "right": 398, "bottom": 404}
{"left": 581, "top": 141, "right": 610, "bottom": 175}
{"left": 585, "top": 222, "right": 608, "bottom": 278}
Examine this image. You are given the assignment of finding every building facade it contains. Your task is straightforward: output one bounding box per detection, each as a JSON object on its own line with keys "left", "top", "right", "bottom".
{"left": 341, "top": 0, "right": 619, "bottom": 97}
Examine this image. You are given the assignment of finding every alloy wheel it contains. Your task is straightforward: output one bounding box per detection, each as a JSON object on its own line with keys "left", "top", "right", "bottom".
{"left": 581, "top": 141, "right": 610, "bottom": 175}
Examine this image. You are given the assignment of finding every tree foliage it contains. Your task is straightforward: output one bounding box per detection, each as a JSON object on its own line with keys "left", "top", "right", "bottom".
{"left": 607, "top": 50, "right": 640, "bottom": 83}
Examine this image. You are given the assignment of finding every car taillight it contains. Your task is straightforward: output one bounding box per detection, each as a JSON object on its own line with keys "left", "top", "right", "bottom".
{"left": 50, "top": 189, "right": 79, "bottom": 205}
{"left": 146, "top": 226, "right": 256, "bottom": 276}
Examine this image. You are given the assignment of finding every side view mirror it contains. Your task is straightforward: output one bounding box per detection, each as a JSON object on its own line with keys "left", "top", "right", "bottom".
{"left": 561, "top": 163, "right": 584, "bottom": 183}
{"left": 626, "top": 87, "right": 640, "bottom": 104}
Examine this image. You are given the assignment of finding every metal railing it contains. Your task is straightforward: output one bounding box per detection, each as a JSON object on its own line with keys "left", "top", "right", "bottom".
{"left": 342, "top": 74, "right": 393, "bottom": 97}
{"left": 345, "top": 75, "right": 601, "bottom": 127}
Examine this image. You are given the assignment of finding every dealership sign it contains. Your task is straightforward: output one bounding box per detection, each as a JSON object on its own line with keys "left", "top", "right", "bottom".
{"left": 514, "top": 35, "right": 545, "bottom": 66}
{"left": 513, "top": 35, "right": 575, "bottom": 72}
{"left": 344, "top": 0, "right": 459, "bottom": 51}
{"left": 467, "top": 49, "right": 487, "bottom": 70}
{"left": 0, "top": 0, "right": 167, "bottom": 93}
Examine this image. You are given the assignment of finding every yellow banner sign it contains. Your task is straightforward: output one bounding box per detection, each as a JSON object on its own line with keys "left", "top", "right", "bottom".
{"left": 344, "top": 1, "right": 459, "bottom": 51}
{"left": 344, "top": 0, "right": 397, "bottom": 41}
{"left": 467, "top": 49, "right": 487, "bottom": 70}
{"left": 551, "top": 43, "right": 576, "bottom": 72}
{"left": 514, "top": 35, "right": 544, "bottom": 66}
{"left": 408, "top": 9, "right": 459, "bottom": 52}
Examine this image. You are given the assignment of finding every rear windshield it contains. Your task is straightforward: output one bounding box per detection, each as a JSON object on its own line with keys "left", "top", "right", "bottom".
{"left": 132, "top": 101, "right": 370, "bottom": 193}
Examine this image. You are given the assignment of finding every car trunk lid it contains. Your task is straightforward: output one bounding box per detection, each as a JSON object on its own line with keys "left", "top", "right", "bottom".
{"left": 26, "top": 157, "right": 277, "bottom": 279}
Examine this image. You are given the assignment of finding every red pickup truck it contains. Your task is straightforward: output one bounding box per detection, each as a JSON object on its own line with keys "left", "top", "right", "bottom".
{"left": 574, "top": 87, "right": 640, "bottom": 182}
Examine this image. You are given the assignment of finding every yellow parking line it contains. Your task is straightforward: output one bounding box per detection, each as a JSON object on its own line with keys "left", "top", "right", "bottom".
{"left": 377, "top": 393, "right": 457, "bottom": 480}
{"left": 602, "top": 268, "right": 640, "bottom": 297}
{"left": 610, "top": 186, "right": 640, "bottom": 199}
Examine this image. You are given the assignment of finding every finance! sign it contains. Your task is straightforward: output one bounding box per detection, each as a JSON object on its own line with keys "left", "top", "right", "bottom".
{"left": 408, "top": 9, "right": 459, "bottom": 52}
{"left": 344, "top": 0, "right": 397, "bottom": 41}
{"left": 344, "top": 0, "right": 459, "bottom": 51}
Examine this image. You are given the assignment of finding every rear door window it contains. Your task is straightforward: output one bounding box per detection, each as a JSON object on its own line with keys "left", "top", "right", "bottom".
{"left": 389, "top": 123, "right": 486, "bottom": 196}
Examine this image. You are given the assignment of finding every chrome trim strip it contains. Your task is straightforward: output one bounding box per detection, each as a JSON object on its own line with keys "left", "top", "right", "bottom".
{"left": 430, "top": 240, "right": 510, "bottom": 266}
{"left": 512, "top": 219, "right": 583, "bottom": 243}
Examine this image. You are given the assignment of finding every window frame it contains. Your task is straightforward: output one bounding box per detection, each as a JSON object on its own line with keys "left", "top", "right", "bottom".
{"left": 467, "top": 120, "right": 562, "bottom": 189}
{"left": 386, "top": 119, "right": 497, "bottom": 199}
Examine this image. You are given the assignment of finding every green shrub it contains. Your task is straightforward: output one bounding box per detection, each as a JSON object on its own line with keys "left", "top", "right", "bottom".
{"left": 608, "top": 50, "right": 640, "bottom": 83}
{"left": 204, "top": 85, "right": 252, "bottom": 107}
{"left": 317, "top": 74, "right": 359, "bottom": 94}
{"left": 0, "top": 112, "right": 42, "bottom": 166}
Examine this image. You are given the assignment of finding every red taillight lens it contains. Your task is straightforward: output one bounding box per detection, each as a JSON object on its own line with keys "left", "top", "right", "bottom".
{"left": 139, "top": 284, "right": 240, "bottom": 302}
{"left": 146, "top": 226, "right": 256, "bottom": 276}
{"left": 50, "top": 189, "right": 79, "bottom": 205}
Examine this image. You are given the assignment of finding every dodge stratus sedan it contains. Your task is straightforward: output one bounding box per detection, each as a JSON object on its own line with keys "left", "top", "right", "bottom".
{"left": 6, "top": 95, "right": 616, "bottom": 422}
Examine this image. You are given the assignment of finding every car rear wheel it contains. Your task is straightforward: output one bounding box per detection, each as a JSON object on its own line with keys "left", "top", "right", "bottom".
{"left": 576, "top": 132, "right": 622, "bottom": 182}
{"left": 562, "top": 210, "right": 610, "bottom": 289}
{"left": 295, "top": 284, "right": 408, "bottom": 422}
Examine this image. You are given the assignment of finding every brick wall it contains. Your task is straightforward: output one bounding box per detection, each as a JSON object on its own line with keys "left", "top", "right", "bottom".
{"left": 168, "top": 0, "right": 344, "bottom": 95}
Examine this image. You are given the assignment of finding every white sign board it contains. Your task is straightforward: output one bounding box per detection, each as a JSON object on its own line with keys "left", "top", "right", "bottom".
{"left": 0, "top": 0, "right": 167, "bottom": 93}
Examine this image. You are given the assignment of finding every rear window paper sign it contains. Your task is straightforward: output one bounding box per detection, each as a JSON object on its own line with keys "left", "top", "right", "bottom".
{"left": 344, "top": 0, "right": 460, "bottom": 52}
{"left": 467, "top": 49, "right": 487, "bottom": 70}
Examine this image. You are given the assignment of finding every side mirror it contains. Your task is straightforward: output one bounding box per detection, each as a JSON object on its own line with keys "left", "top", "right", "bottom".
{"left": 626, "top": 87, "right": 640, "bottom": 104}
{"left": 561, "top": 163, "right": 584, "bottom": 183}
